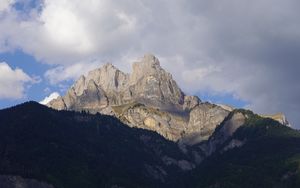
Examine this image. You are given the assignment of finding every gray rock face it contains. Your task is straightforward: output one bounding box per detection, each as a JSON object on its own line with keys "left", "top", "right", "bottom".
{"left": 47, "top": 54, "right": 230, "bottom": 144}
{"left": 0, "top": 175, "right": 54, "bottom": 188}
{"left": 205, "top": 112, "right": 246, "bottom": 155}
{"left": 180, "top": 103, "right": 230, "bottom": 145}
{"left": 185, "top": 111, "right": 246, "bottom": 164}
{"left": 129, "top": 54, "right": 184, "bottom": 107}
{"left": 183, "top": 96, "right": 200, "bottom": 111}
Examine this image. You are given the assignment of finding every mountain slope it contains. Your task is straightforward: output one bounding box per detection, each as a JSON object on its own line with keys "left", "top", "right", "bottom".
{"left": 0, "top": 102, "right": 299, "bottom": 188}
{"left": 185, "top": 110, "right": 300, "bottom": 188}
{"left": 0, "top": 102, "right": 192, "bottom": 188}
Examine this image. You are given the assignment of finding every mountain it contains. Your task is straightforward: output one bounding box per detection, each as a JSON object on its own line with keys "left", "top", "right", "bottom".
{"left": 0, "top": 102, "right": 192, "bottom": 188}
{"left": 186, "top": 110, "right": 300, "bottom": 188}
{"left": 47, "top": 54, "right": 289, "bottom": 145}
{"left": 2, "top": 54, "right": 298, "bottom": 187}
{"left": 1, "top": 102, "right": 300, "bottom": 188}
{"left": 46, "top": 54, "right": 236, "bottom": 144}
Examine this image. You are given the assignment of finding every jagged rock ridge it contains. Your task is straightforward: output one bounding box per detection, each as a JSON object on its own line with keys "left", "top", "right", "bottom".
{"left": 47, "top": 54, "right": 287, "bottom": 143}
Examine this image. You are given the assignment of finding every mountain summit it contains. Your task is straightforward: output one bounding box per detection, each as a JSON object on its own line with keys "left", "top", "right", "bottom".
{"left": 1, "top": 54, "right": 298, "bottom": 188}
{"left": 47, "top": 54, "right": 288, "bottom": 144}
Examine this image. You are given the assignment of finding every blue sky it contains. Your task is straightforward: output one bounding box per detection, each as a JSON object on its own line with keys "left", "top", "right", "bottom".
{"left": 0, "top": 50, "right": 48, "bottom": 108}
{"left": 0, "top": 49, "right": 73, "bottom": 108}
{"left": 0, "top": 0, "right": 299, "bottom": 127}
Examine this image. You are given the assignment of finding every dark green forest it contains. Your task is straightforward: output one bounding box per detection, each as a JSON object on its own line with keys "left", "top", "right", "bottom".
{"left": 0, "top": 102, "right": 188, "bottom": 188}
{"left": 0, "top": 102, "right": 300, "bottom": 188}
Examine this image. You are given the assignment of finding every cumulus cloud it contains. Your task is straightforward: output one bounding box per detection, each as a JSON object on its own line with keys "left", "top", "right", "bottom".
{"left": 44, "top": 61, "right": 103, "bottom": 84}
{"left": 0, "top": 0, "right": 300, "bottom": 127}
{"left": 0, "top": 0, "right": 14, "bottom": 12}
{"left": 40, "top": 92, "right": 60, "bottom": 105}
{"left": 0, "top": 62, "right": 35, "bottom": 99}
{"left": 0, "top": 0, "right": 141, "bottom": 63}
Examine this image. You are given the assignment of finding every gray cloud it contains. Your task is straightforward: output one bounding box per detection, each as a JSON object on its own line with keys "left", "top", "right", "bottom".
{"left": 0, "top": 0, "right": 299, "bottom": 127}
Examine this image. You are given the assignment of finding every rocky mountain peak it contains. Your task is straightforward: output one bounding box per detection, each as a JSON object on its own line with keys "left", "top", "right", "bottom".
{"left": 46, "top": 54, "right": 231, "bottom": 142}
{"left": 137, "top": 53, "right": 161, "bottom": 67}
{"left": 130, "top": 54, "right": 164, "bottom": 83}
{"left": 46, "top": 54, "right": 290, "bottom": 144}
{"left": 103, "top": 62, "right": 117, "bottom": 69}
{"left": 127, "top": 54, "right": 184, "bottom": 107}
{"left": 73, "top": 62, "right": 129, "bottom": 97}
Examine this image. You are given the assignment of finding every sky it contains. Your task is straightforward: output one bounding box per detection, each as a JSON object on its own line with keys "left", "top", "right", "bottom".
{"left": 0, "top": 0, "right": 299, "bottom": 128}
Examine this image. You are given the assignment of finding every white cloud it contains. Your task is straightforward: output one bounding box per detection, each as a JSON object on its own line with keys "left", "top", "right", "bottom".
{"left": 44, "top": 61, "right": 103, "bottom": 84}
{"left": 0, "top": 62, "right": 34, "bottom": 99}
{"left": 0, "top": 0, "right": 141, "bottom": 63}
{"left": 41, "top": 0, "right": 93, "bottom": 54}
{"left": 40, "top": 92, "right": 60, "bottom": 105}
{"left": 0, "top": 0, "right": 14, "bottom": 12}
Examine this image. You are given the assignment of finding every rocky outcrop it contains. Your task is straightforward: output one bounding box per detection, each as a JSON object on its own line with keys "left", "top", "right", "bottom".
{"left": 204, "top": 112, "right": 246, "bottom": 155}
{"left": 187, "top": 111, "right": 246, "bottom": 164}
{"left": 217, "top": 104, "right": 234, "bottom": 112}
{"left": 47, "top": 54, "right": 231, "bottom": 143}
{"left": 261, "top": 113, "right": 291, "bottom": 127}
{"left": 0, "top": 175, "right": 54, "bottom": 188}
{"left": 182, "top": 103, "right": 230, "bottom": 145}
